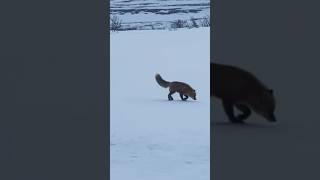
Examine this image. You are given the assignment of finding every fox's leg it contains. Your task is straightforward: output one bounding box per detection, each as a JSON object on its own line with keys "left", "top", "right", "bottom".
{"left": 222, "top": 100, "right": 244, "bottom": 123}
{"left": 183, "top": 95, "right": 189, "bottom": 100}
{"left": 179, "top": 93, "right": 188, "bottom": 101}
{"left": 168, "top": 91, "right": 175, "bottom": 101}
{"left": 235, "top": 104, "right": 251, "bottom": 121}
{"left": 179, "top": 93, "right": 184, "bottom": 100}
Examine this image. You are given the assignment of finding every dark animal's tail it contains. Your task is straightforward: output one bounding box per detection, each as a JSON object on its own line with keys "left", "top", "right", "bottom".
{"left": 155, "top": 74, "right": 170, "bottom": 88}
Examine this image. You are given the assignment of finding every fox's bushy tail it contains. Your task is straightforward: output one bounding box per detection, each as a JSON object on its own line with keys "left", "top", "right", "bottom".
{"left": 155, "top": 74, "right": 170, "bottom": 88}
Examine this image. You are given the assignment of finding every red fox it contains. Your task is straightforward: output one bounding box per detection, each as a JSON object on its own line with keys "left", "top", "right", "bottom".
{"left": 155, "top": 74, "right": 196, "bottom": 101}
{"left": 211, "top": 63, "right": 276, "bottom": 123}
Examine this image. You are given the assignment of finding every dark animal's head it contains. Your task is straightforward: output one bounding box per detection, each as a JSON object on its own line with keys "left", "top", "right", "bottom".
{"left": 187, "top": 89, "right": 197, "bottom": 100}
{"left": 252, "top": 89, "right": 276, "bottom": 122}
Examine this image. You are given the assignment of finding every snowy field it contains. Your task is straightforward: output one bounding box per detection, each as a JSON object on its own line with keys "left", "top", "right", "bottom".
{"left": 110, "top": 0, "right": 209, "bottom": 30}
{"left": 111, "top": 28, "right": 210, "bottom": 180}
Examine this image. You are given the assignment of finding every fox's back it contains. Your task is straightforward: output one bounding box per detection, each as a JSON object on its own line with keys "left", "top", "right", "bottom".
{"left": 211, "top": 63, "right": 266, "bottom": 100}
{"left": 169, "top": 81, "right": 193, "bottom": 93}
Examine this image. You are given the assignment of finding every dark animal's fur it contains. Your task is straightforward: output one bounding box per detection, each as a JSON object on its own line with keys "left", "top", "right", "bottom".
{"left": 155, "top": 74, "right": 196, "bottom": 101}
{"left": 211, "top": 63, "right": 276, "bottom": 123}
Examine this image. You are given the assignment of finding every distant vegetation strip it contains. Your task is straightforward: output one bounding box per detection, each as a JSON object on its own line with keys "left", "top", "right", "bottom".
{"left": 110, "top": 15, "right": 210, "bottom": 31}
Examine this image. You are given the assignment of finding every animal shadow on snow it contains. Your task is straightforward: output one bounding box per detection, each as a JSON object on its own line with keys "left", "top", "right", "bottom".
{"left": 211, "top": 121, "right": 276, "bottom": 129}
{"left": 152, "top": 99, "right": 198, "bottom": 103}
{"left": 124, "top": 98, "right": 197, "bottom": 104}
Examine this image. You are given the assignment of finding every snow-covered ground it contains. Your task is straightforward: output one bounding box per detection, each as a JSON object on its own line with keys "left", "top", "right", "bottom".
{"left": 110, "top": 0, "right": 209, "bottom": 30}
{"left": 111, "top": 28, "right": 210, "bottom": 180}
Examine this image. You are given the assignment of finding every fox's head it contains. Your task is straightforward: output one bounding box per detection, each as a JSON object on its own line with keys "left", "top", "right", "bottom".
{"left": 186, "top": 89, "right": 196, "bottom": 100}
{"left": 252, "top": 89, "right": 276, "bottom": 122}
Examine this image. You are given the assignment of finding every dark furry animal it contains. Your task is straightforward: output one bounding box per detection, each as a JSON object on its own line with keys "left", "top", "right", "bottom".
{"left": 211, "top": 63, "right": 276, "bottom": 123}
{"left": 155, "top": 74, "right": 196, "bottom": 101}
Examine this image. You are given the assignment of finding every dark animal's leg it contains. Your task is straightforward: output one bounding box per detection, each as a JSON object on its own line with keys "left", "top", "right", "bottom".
{"left": 235, "top": 104, "right": 252, "bottom": 121}
{"left": 179, "top": 93, "right": 188, "bottom": 101}
{"left": 222, "top": 100, "right": 244, "bottom": 123}
{"left": 168, "top": 91, "right": 175, "bottom": 101}
{"left": 179, "top": 93, "right": 184, "bottom": 100}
